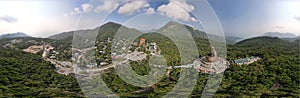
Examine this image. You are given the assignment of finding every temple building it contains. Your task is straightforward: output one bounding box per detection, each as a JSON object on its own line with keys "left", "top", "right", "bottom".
{"left": 193, "top": 46, "right": 229, "bottom": 74}
{"left": 139, "top": 38, "right": 146, "bottom": 46}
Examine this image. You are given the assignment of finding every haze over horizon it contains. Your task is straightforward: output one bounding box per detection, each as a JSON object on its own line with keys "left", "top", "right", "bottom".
{"left": 0, "top": 0, "right": 299, "bottom": 38}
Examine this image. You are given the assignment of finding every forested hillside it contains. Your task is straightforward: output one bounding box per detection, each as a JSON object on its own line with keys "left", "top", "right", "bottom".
{"left": 0, "top": 47, "right": 83, "bottom": 97}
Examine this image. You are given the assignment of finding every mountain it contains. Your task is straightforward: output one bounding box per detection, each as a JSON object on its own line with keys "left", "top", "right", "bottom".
{"left": 293, "top": 39, "right": 300, "bottom": 46}
{"left": 236, "top": 36, "right": 297, "bottom": 48}
{"left": 226, "top": 36, "right": 243, "bottom": 44}
{"left": 48, "top": 22, "right": 144, "bottom": 49}
{"left": 48, "top": 31, "right": 74, "bottom": 40}
{"left": 281, "top": 36, "right": 300, "bottom": 42}
{"left": 48, "top": 21, "right": 232, "bottom": 45}
{"left": 0, "top": 37, "right": 65, "bottom": 49}
{"left": 48, "top": 22, "right": 124, "bottom": 41}
{"left": 184, "top": 25, "right": 207, "bottom": 39}
{"left": 49, "top": 21, "right": 211, "bottom": 42}
{"left": 48, "top": 29, "right": 98, "bottom": 41}
{"left": 0, "top": 32, "right": 31, "bottom": 39}
{"left": 259, "top": 32, "right": 300, "bottom": 42}
{"left": 157, "top": 21, "right": 207, "bottom": 39}
{"left": 260, "top": 32, "right": 296, "bottom": 38}
{"left": 96, "top": 22, "right": 122, "bottom": 40}
{"left": 140, "top": 29, "right": 157, "bottom": 33}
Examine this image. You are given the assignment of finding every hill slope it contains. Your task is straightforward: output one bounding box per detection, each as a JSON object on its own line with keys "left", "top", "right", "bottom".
{"left": 0, "top": 32, "right": 31, "bottom": 39}
{"left": 48, "top": 31, "right": 74, "bottom": 40}
{"left": 260, "top": 32, "right": 296, "bottom": 38}
{"left": 236, "top": 36, "right": 297, "bottom": 48}
{"left": 226, "top": 36, "right": 243, "bottom": 44}
{"left": 48, "top": 22, "right": 123, "bottom": 41}
{"left": 0, "top": 47, "right": 82, "bottom": 97}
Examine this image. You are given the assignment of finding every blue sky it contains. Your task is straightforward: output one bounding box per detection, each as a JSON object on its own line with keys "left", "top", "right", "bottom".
{"left": 209, "top": 0, "right": 300, "bottom": 37}
{"left": 0, "top": 0, "right": 299, "bottom": 38}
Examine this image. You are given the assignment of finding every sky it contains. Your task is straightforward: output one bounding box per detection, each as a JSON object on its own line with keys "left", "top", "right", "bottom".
{"left": 0, "top": 0, "right": 299, "bottom": 38}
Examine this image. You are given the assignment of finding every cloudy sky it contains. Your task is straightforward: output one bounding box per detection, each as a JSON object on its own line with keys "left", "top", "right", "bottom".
{"left": 0, "top": 0, "right": 299, "bottom": 38}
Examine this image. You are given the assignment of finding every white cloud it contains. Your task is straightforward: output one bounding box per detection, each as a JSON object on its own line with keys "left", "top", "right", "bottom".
{"left": 81, "top": 3, "right": 93, "bottom": 13}
{"left": 157, "top": 0, "right": 197, "bottom": 22}
{"left": 172, "top": 0, "right": 194, "bottom": 12}
{"left": 295, "top": 15, "right": 300, "bottom": 21}
{"left": 145, "top": 7, "right": 155, "bottom": 15}
{"left": 272, "top": 25, "right": 285, "bottom": 29}
{"left": 95, "top": 0, "right": 120, "bottom": 12}
{"left": 70, "top": 7, "right": 82, "bottom": 15}
{"left": 118, "top": 0, "right": 150, "bottom": 15}
{"left": 70, "top": 3, "right": 93, "bottom": 15}
{"left": 0, "top": 15, "right": 18, "bottom": 23}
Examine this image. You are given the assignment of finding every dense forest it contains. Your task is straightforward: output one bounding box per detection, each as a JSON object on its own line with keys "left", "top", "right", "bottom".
{"left": 0, "top": 47, "right": 83, "bottom": 97}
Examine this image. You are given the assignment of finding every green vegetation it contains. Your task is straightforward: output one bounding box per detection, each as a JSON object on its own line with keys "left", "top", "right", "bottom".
{"left": 0, "top": 22, "right": 299, "bottom": 97}
{"left": 0, "top": 47, "right": 83, "bottom": 97}
{"left": 0, "top": 32, "right": 31, "bottom": 39}
{"left": 0, "top": 37, "right": 72, "bottom": 61}
{"left": 95, "top": 24, "right": 300, "bottom": 97}
{"left": 98, "top": 29, "right": 299, "bottom": 97}
{"left": 95, "top": 22, "right": 300, "bottom": 97}
{"left": 218, "top": 37, "right": 300, "bottom": 97}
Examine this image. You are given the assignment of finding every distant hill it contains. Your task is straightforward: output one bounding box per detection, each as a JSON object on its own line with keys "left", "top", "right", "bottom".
{"left": 48, "top": 31, "right": 74, "bottom": 40}
{"left": 226, "top": 36, "right": 243, "bottom": 44}
{"left": 49, "top": 21, "right": 209, "bottom": 41}
{"left": 293, "top": 39, "right": 300, "bottom": 46}
{"left": 0, "top": 32, "right": 31, "bottom": 39}
{"left": 236, "top": 36, "right": 297, "bottom": 48}
{"left": 0, "top": 37, "right": 66, "bottom": 50}
{"left": 48, "top": 22, "right": 124, "bottom": 41}
{"left": 49, "top": 21, "right": 228, "bottom": 47}
{"left": 281, "top": 36, "right": 300, "bottom": 42}
{"left": 49, "top": 22, "right": 143, "bottom": 49}
{"left": 183, "top": 25, "right": 207, "bottom": 39}
{"left": 259, "top": 32, "right": 300, "bottom": 42}
{"left": 97, "top": 22, "right": 122, "bottom": 40}
{"left": 260, "top": 32, "right": 296, "bottom": 38}
{"left": 48, "top": 29, "right": 98, "bottom": 40}
{"left": 157, "top": 21, "right": 208, "bottom": 39}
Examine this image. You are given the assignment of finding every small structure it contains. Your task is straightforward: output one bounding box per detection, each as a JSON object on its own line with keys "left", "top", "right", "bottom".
{"left": 86, "top": 64, "right": 95, "bottom": 68}
{"left": 10, "top": 39, "right": 22, "bottom": 44}
{"left": 42, "top": 45, "right": 55, "bottom": 58}
{"left": 234, "top": 56, "right": 261, "bottom": 65}
{"left": 139, "top": 38, "right": 146, "bottom": 46}
{"left": 132, "top": 42, "right": 139, "bottom": 46}
{"left": 50, "top": 56, "right": 56, "bottom": 59}
{"left": 193, "top": 46, "right": 229, "bottom": 74}
{"left": 23, "top": 44, "right": 54, "bottom": 58}
{"left": 271, "top": 80, "right": 283, "bottom": 89}
{"left": 23, "top": 46, "right": 43, "bottom": 54}
{"left": 124, "top": 51, "right": 147, "bottom": 61}
{"left": 100, "top": 62, "right": 109, "bottom": 66}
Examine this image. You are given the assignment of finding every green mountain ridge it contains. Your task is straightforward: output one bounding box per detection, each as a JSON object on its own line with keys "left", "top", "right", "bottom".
{"left": 226, "top": 36, "right": 243, "bottom": 44}
{"left": 260, "top": 32, "right": 297, "bottom": 38}
{"left": 48, "top": 22, "right": 122, "bottom": 41}
{"left": 49, "top": 21, "right": 210, "bottom": 42}
{"left": 236, "top": 36, "right": 297, "bottom": 48}
{"left": 0, "top": 32, "right": 31, "bottom": 39}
